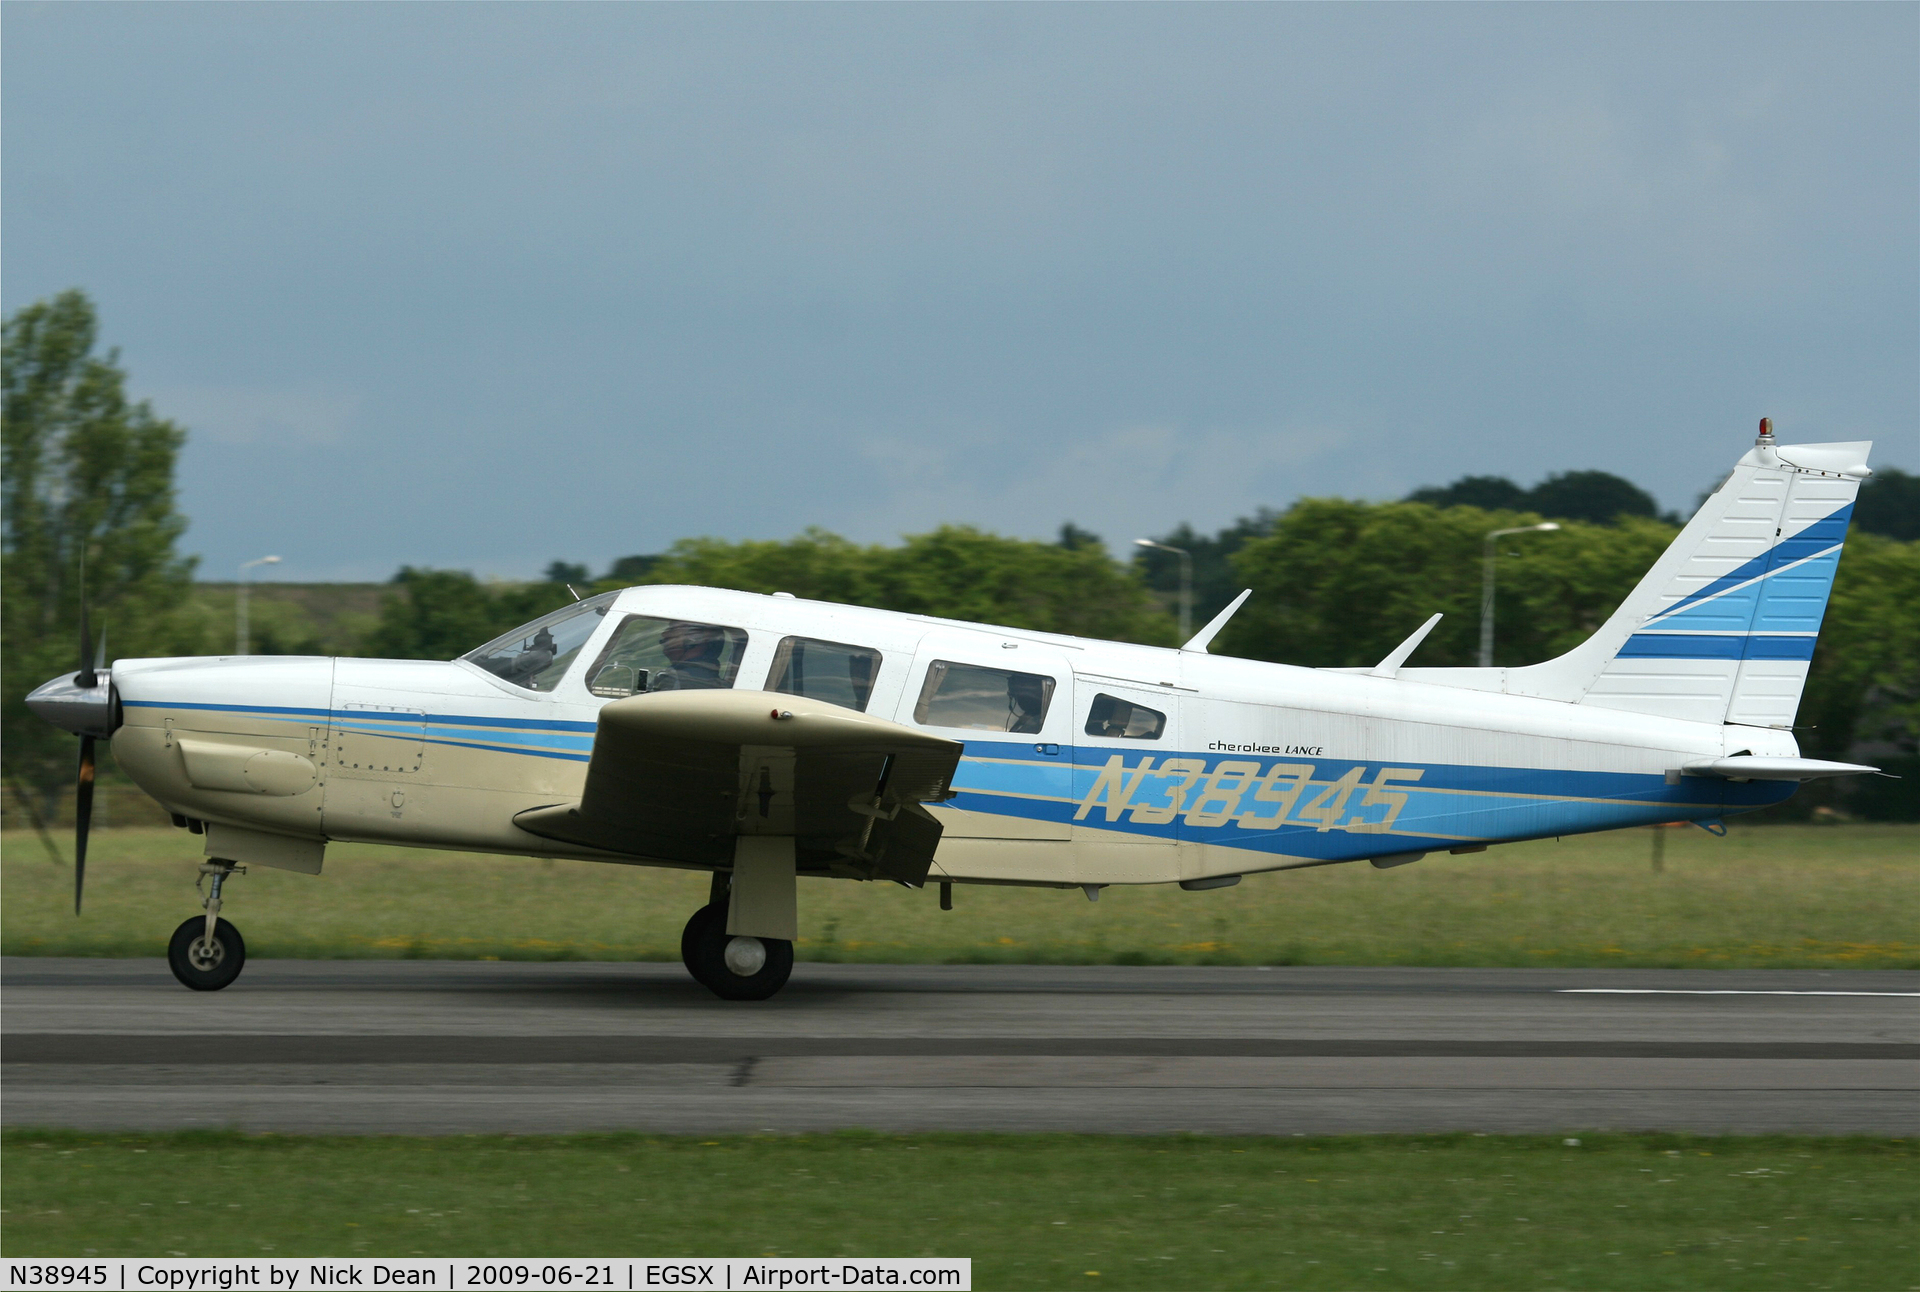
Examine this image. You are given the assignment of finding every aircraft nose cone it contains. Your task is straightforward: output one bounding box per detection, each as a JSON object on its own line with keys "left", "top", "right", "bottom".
{"left": 26, "top": 671, "right": 119, "bottom": 738}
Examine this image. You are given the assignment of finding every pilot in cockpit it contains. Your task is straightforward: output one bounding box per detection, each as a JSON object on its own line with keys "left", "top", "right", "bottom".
{"left": 502, "top": 626, "right": 557, "bottom": 684}
{"left": 653, "top": 621, "right": 726, "bottom": 690}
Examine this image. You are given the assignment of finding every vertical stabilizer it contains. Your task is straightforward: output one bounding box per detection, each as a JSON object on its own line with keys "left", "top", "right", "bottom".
{"left": 1398, "top": 430, "right": 1872, "bottom": 728}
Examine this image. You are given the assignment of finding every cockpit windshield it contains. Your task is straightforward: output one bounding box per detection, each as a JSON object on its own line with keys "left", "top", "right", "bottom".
{"left": 463, "top": 593, "right": 617, "bottom": 692}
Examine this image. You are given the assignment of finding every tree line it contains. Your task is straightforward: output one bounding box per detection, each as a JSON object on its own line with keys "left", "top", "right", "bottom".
{"left": 6, "top": 290, "right": 1914, "bottom": 819}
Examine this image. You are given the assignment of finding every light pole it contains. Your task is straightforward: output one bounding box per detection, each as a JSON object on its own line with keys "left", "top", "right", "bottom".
{"left": 236, "top": 555, "right": 282, "bottom": 655}
{"left": 1478, "top": 524, "right": 1558, "bottom": 668}
{"left": 1134, "top": 539, "right": 1193, "bottom": 642}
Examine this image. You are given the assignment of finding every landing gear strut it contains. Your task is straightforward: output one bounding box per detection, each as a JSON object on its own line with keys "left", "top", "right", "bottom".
{"left": 681, "top": 872, "right": 793, "bottom": 1001}
{"left": 167, "top": 861, "right": 247, "bottom": 991}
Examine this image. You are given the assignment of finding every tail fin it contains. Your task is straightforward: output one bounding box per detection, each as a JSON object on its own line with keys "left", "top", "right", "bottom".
{"left": 1402, "top": 434, "right": 1873, "bottom": 727}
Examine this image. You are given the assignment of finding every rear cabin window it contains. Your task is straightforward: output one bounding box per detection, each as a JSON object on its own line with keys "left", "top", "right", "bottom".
{"left": 766, "top": 636, "right": 882, "bottom": 712}
{"left": 584, "top": 615, "right": 749, "bottom": 698}
{"left": 914, "top": 661, "right": 1055, "bottom": 734}
{"left": 1084, "top": 693, "right": 1166, "bottom": 740}
{"left": 464, "top": 593, "right": 617, "bottom": 692}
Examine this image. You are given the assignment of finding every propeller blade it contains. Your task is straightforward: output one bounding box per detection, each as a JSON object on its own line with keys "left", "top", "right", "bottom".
{"left": 94, "top": 625, "right": 107, "bottom": 673}
{"left": 75, "top": 735, "right": 95, "bottom": 915}
{"left": 76, "top": 552, "right": 96, "bottom": 689}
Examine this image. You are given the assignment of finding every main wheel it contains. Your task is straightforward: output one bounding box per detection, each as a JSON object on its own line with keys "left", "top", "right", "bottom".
{"left": 167, "top": 916, "right": 247, "bottom": 991}
{"left": 679, "top": 902, "right": 793, "bottom": 1001}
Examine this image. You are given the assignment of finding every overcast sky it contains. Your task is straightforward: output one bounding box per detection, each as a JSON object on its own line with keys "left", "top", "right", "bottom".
{"left": 5, "top": 2, "right": 1914, "bottom": 582}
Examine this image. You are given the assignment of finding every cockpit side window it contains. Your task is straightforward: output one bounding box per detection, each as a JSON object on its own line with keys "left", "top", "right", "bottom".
{"left": 1084, "top": 693, "right": 1166, "bottom": 740}
{"left": 913, "top": 661, "right": 1055, "bottom": 734}
{"left": 584, "top": 615, "right": 749, "bottom": 698}
{"left": 463, "top": 593, "right": 617, "bottom": 692}
{"left": 766, "top": 636, "right": 881, "bottom": 712}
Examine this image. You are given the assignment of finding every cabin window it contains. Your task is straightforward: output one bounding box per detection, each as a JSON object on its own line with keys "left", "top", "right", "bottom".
{"left": 584, "top": 615, "right": 749, "bottom": 698}
{"left": 464, "top": 593, "right": 618, "bottom": 692}
{"left": 766, "top": 636, "right": 882, "bottom": 712}
{"left": 1084, "top": 693, "right": 1166, "bottom": 740}
{"left": 913, "top": 661, "right": 1055, "bottom": 734}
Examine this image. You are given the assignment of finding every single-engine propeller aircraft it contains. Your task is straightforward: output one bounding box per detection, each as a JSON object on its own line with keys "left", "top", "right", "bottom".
{"left": 28, "top": 424, "right": 1881, "bottom": 999}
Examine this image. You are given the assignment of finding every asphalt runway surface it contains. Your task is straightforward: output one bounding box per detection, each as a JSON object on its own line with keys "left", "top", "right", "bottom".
{"left": 4, "top": 958, "right": 1914, "bottom": 1136}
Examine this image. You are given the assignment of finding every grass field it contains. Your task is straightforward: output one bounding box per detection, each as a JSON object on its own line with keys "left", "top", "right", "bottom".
{"left": 2, "top": 824, "right": 1916, "bottom": 969}
{"left": 3, "top": 1130, "right": 1912, "bottom": 1289}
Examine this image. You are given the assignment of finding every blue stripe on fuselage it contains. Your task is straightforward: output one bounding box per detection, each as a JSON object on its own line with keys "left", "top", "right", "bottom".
{"left": 949, "top": 739, "right": 1791, "bottom": 860}
{"left": 122, "top": 699, "right": 596, "bottom": 734}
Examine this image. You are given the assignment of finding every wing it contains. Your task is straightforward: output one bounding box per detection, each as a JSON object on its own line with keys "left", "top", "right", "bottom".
{"left": 513, "top": 690, "right": 963, "bottom": 886}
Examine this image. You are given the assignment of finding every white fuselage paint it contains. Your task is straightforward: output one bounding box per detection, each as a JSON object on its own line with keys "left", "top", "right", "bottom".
{"left": 107, "top": 584, "right": 1799, "bottom": 888}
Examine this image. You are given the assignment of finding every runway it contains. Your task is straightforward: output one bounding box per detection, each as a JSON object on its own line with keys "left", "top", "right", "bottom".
{"left": 4, "top": 958, "right": 1914, "bottom": 1136}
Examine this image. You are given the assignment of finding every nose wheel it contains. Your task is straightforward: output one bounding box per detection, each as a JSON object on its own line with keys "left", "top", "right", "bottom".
{"left": 680, "top": 900, "right": 792, "bottom": 1001}
{"left": 168, "top": 916, "right": 246, "bottom": 990}
{"left": 167, "top": 861, "right": 247, "bottom": 991}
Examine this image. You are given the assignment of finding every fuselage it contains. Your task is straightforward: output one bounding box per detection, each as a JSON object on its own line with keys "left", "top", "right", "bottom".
{"left": 104, "top": 584, "right": 1798, "bottom": 888}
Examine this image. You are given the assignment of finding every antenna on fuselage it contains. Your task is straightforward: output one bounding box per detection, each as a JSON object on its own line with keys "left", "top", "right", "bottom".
{"left": 1369, "top": 613, "right": 1444, "bottom": 679}
{"left": 1180, "top": 589, "right": 1252, "bottom": 654}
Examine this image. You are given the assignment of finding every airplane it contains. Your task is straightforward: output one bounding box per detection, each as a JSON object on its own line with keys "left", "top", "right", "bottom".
{"left": 27, "top": 423, "right": 1880, "bottom": 1000}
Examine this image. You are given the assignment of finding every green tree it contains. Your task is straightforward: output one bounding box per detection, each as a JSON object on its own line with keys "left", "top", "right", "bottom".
{"left": 616, "top": 525, "right": 1174, "bottom": 645}
{"left": 868, "top": 526, "right": 1172, "bottom": 643}
{"left": 1055, "top": 522, "right": 1104, "bottom": 552}
{"left": 1523, "top": 470, "right": 1664, "bottom": 525}
{"left": 632, "top": 528, "right": 879, "bottom": 606}
{"left": 1853, "top": 467, "right": 1920, "bottom": 541}
{"left": 1405, "top": 475, "right": 1531, "bottom": 512}
{"left": 1409, "top": 470, "right": 1668, "bottom": 524}
{"left": 2, "top": 290, "right": 198, "bottom": 798}
{"left": 1803, "top": 534, "right": 1920, "bottom": 756}
{"left": 1218, "top": 500, "right": 1669, "bottom": 668}
{"left": 1133, "top": 511, "right": 1280, "bottom": 627}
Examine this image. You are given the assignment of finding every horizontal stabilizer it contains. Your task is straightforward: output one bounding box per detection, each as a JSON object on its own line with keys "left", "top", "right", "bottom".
{"left": 1680, "top": 756, "right": 1879, "bottom": 782}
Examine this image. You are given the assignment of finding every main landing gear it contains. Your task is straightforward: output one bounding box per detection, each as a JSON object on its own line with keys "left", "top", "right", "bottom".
{"left": 681, "top": 872, "right": 793, "bottom": 1001}
{"left": 167, "top": 861, "right": 247, "bottom": 991}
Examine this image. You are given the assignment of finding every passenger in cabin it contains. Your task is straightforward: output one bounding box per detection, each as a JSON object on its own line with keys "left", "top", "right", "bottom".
{"left": 653, "top": 621, "right": 728, "bottom": 690}
{"left": 1007, "top": 672, "right": 1048, "bottom": 735}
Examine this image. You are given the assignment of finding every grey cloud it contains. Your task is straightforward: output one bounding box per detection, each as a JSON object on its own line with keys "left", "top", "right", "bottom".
{"left": 4, "top": 3, "right": 1912, "bottom": 580}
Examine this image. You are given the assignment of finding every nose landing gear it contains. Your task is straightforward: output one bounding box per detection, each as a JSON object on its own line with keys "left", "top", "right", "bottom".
{"left": 167, "top": 861, "right": 247, "bottom": 991}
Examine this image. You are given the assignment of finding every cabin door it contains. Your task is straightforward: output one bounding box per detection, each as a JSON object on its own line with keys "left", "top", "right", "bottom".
{"left": 899, "top": 632, "right": 1074, "bottom": 841}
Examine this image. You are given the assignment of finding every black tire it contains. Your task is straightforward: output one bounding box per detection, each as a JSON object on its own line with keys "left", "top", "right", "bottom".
{"left": 679, "top": 902, "right": 793, "bottom": 1001}
{"left": 168, "top": 916, "right": 246, "bottom": 991}
{"left": 680, "top": 901, "right": 722, "bottom": 989}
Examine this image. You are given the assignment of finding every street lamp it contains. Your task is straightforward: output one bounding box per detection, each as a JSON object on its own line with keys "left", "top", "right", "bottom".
{"left": 1478, "top": 524, "right": 1559, "bottom": 668}
{"left": 1134, "top": 539, "right": 1193, "bottom": 642}
{"left": 236, "top": 555, "right": 282, "bottom": 655}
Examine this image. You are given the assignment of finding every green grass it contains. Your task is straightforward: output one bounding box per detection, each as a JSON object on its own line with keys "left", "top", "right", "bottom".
{"left": 3, "top": 824, "right": 1916, "bottom": 969}
{"left": 3, "top": 1130, "right": 1912, "bottom": 1288}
